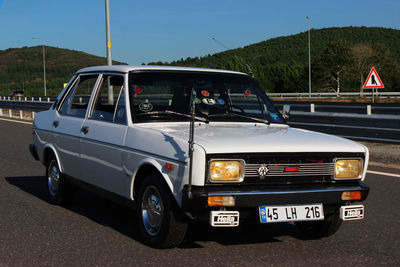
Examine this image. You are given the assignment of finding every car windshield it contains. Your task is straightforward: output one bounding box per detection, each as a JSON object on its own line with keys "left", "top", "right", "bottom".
{"left": 129, "top": 71, "right": 284, "bottom": 124}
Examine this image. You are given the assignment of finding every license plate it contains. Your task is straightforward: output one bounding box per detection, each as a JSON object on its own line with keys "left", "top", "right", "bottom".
{"left": 210, "top": 211, "right": 239, "bottom": 227}
{"left": 259, "top": 204, "right": 324, "bottom": 223}
{"left": 340, "top": 205, "right": 364, "bottom": 220}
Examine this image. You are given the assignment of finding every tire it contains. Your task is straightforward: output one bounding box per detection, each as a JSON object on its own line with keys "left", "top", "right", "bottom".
{"left": 295, "top": 211, "right": 342, "bottom": 239}
{"left": 46, "top": 154, "right": 69, "bottom": 205}
{"left": 136, "top": 174, "right": 188, "bottom": 248}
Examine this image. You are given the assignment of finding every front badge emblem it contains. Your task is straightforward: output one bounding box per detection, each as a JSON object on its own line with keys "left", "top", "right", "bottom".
{"left": 258, "top": 164, "right": 269, "bottom": 179}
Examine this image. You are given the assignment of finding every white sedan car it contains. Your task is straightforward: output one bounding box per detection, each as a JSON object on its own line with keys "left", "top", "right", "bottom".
{"left": 29, "top": 65, "right": 369, "bottom": 248}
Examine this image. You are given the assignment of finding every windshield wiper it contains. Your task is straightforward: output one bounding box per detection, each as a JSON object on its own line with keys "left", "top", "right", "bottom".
{"left": 136, "top": 110, "right": 209, "bottom": 123}
{"left": 208, "top": 113, "right": 270, "bottom": 125}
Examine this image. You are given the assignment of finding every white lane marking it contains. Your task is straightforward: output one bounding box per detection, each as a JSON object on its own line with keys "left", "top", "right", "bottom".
{"left": 367, "top": 170, "right": 400, "bottom": 178}
{"left": 0, "top": 117, "right": 33, "bottom": 125}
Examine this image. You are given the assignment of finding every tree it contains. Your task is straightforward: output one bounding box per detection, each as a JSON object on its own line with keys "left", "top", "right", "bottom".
{"left": 352, "top": 44, "right": 374, "bottom": 94}
{"left": 371, "top": 43, "right": 390, "bottom": 70}
{"left": 317, "top": 40, "right": 354, "bottom": 94}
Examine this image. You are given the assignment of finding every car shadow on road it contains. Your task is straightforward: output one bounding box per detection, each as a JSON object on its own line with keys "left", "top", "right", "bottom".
{"left": 5, "top": 175, "right": 304, "bottom": 249}
{"left": 5, "top": 175, "right": 143, "bottom": 244}
{"left": 180, "top": 221, "right": 299, "bottom": 248}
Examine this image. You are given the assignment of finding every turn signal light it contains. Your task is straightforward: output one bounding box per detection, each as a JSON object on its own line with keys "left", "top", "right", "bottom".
{"left": 342, "top": 191, "right": 362, "bottom": 201}
{"left": 208, "top": 196, "right": 235, "bottom": 206}
{"left": 164, "top": 163, "right": 174, "bottom": 170}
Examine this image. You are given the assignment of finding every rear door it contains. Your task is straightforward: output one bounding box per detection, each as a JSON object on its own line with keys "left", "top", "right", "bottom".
{"left": 54, "top": 74, "right": 99, "bottom": 179}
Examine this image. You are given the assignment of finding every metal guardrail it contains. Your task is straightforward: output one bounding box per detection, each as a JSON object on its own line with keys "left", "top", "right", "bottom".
{"left": 0, "top": 97, "right": 399, "bottom": 144}
{"left": 273, "top": 101, "right": 400, "bottom": 115}
{"left": 285, "top": 111, "right": 400, "bottom": 144}
{"left": 267, "top": 91, "right": 400, "bottom": 99}
{"left": 0, "top": 100, "right": 53, "bottom": 111}
{"left": 0, "top": 96, "right": 57, "bottom": 102}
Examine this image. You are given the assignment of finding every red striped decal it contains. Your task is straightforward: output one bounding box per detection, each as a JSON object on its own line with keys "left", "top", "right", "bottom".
{"left": 284, "top": 166, "right": 300, "bottom": 172}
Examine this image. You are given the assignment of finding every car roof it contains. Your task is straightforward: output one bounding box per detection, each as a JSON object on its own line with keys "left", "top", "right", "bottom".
{"left": 76, "top": 65, "right": 248, "bottom": 76}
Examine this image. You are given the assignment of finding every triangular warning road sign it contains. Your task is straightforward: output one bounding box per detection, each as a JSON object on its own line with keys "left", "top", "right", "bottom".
{"left": 363, "top": 67, "right": 384, "bottom": 89}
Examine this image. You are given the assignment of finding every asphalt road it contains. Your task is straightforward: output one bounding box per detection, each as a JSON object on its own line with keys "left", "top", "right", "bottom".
{"left": 0, "top": 119, "right": 399, "bottom": 266}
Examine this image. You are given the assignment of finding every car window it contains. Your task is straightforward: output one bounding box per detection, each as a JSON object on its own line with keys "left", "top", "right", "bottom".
{"left": 129, "top": 72, "right": 284, "bottom": 124}
{"left": 227, "top": 82, "right": 274, "bottom": 117}
{"left": 89, "top": 75, "right": 125, "bottom": 124}
{"left": 59, "top": 75, "right": 98, "bottom": 118}
{"left": 114, "top": 84, "right": 127, "bottom": 125}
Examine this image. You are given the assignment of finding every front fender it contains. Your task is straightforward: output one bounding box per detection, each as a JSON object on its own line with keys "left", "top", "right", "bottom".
{"left": 129, "top": 157, "right": 184, "bottom": 203}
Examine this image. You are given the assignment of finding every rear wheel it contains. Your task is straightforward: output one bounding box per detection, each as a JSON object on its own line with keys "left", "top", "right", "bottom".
{"left": 46, "top": 154, "right": 70, "bottom": 205}
{"left": 295, "top": 211, "right": 342, "bottom": 239}
{"left": 137, "top": 175, "right": 187, "bottom": 248}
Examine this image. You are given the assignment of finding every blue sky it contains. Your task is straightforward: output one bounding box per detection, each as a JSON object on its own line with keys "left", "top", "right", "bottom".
{"left": 0, "top": 0, "right": 399, "bottom": 65}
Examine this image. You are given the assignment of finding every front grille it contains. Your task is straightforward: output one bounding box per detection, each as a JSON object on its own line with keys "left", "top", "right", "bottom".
{"left": 245, "top": 163, "right": 335, "bottom": 177}
{"left": 244, "top": 162, "right": 334, "bottom": 185}
{"left": 206, "top": 152, "right": 364, "bottom": 186}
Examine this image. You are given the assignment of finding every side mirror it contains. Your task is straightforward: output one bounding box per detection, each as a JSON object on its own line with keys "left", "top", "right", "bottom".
{"left": 282, "top": 104, "right": 290, "bottom": 120}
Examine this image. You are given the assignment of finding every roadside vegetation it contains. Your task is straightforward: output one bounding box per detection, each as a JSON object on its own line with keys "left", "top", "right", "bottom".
{"left": 151, "top": 27, "right": 400, "bottom": 95}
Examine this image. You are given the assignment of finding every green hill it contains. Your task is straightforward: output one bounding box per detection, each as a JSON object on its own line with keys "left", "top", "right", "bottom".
{"left": 150, "top": 27, "right": 400, "bottom": 93}
{"left": 0, "top": 46, "right": 126, "bottom": 96}
{"left": 1, "top": 27, "right": 399, "bottom": 96}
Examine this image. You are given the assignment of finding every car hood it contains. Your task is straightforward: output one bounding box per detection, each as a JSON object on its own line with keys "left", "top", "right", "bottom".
{"left": 137, "top": 122, "right": 366, "bottom": 154}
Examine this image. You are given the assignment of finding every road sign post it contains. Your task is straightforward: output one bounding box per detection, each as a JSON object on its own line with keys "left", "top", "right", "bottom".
{"left": 363, "top": 67, "right": 384, "bottom": 103}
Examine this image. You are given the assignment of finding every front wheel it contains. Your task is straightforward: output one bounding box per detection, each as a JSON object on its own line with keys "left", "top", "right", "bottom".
{"left": 295, "top": 211, "right": 342, "bottom": 239}
{"left": 136, "top": 175, "right": 187, "bottom": 248}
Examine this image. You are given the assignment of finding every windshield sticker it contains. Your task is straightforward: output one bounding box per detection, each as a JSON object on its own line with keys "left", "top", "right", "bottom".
{"left": 194, "top": 98, "right": 202, "bottom": 104}
{"left": 270, "top": 114, "right": 282, "bottom": 122}
{"left": 135, "top": 87, "right": 142, "bottom": 94}
{"left": 138, "top": 102, "right": 153, "bottom": 112}
{"left": 202, "top": 98, "right": 216, "bottom": 105}
{"left": 217, "top": 99, "right": 225, "bottom": 105}
{"left": 201, "top": 90, "right": 210, "bottom": 97}
{"left": 245, "top": 90, "right": 251, "bottom": 96}
{"left": 271, "top": 116, "right": 281, "bottom": 122}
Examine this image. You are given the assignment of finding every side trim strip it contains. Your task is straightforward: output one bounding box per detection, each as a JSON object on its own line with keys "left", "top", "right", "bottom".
{"left": 35, "top": 129, "right": 187, "bottom": 165}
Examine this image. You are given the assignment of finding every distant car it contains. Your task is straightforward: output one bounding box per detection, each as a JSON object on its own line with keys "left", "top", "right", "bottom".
{"left": 29, "top": 65, "right": 370, "bottom": 248}
{"left": 10, "top": 90, "right": 25, "bottom": 97}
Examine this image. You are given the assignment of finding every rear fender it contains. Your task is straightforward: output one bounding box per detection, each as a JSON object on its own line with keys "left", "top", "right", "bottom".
{"left": 43, "top": 144, "right": 64, "bottom": 173}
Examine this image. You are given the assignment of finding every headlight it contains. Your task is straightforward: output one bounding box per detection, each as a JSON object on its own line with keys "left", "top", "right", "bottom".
{"left": 209, "top": 160, "right": 244, "bottom": 182}
{"left": 334, "top": 159, "right": 363, "bottom": 179}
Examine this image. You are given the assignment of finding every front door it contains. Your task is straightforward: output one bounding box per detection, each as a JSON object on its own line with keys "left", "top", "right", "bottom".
{"left": 79, "top": 74, "right": 129, "bottom": 195}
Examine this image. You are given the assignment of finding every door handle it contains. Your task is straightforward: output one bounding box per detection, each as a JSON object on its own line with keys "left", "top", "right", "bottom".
{"left": 53, "top": 121, "right": 59, "bottom": 128}
{"left": 81, "top": 126, "right": 90, "bottom": 135}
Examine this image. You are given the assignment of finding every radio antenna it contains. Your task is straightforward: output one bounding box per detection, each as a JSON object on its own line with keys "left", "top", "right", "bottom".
{"left": 187, "top": 89, "right": 197, "bottom": 199}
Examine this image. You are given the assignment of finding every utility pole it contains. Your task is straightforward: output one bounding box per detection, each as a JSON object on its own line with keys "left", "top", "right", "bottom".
{"left": 42, "top": 43, "right": 47, "bottom": 96}
{"left": 105, "top": 0, "right": 113, "bottom": 104}
{"left": 306, "top": 16, "right": 311, "bottom": 98}
{"left": 32, "top": 37, "right": 47, "bottom": 96}
{"left": 105, "top": 0, "right": 112, "bottom": 65}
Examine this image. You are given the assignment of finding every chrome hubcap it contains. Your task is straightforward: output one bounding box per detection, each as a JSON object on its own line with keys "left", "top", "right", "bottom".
{"left": 141, "top": 185, "right": 164, "bottom": 236}
{"left": 48, "top": 160, "right": 60, "bottom": 197}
